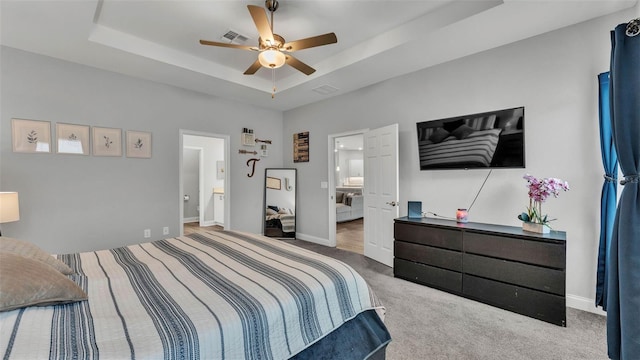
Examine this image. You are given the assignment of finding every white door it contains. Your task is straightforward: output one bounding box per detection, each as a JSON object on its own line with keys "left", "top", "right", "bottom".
{"left": 363, "top": 124, "right": 399, "bottom": 267}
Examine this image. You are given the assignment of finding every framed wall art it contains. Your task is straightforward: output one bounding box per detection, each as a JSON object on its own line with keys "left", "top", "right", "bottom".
{"left": 92, "top": 127, "right": 122, "bottom": 157}
{"left": 266, "top": 176, "right": 281, "bottom": 190}
{"left": 11, "top": 118, "right": 52, "bottom": 153}
{"left": 293, "top": 131, "right": 309, "bottom": 163}
{"left": 56, "top": 123, "right": 90, "bottom": 155}
{"left": 126, "top": 130, "right": 152, "bottom": 158}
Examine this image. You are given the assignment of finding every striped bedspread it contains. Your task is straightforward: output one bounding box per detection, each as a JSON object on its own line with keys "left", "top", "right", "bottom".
{"left": 419, "top": 128, "right": 501, "bottom": 169}
{"left": 0, "top": 231, "right": 385, "bottom": 359}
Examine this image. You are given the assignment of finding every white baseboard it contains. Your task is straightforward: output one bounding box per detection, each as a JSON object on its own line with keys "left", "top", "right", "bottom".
{"left": 566, "top": 294, "right": 607, "bottom": 316}
{"left": 296, "top": 233, "right": 332, "bottom": 247}
{"left": 183, "top": 217, "right": 198, "bottom": 223}
{"left": 201, "top": 220, "right": 215, "bottom": 227}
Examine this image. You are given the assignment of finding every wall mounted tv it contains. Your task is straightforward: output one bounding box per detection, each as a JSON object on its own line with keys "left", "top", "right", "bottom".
{"left": 416, "top": 106, "right": 525, "bottom": 170}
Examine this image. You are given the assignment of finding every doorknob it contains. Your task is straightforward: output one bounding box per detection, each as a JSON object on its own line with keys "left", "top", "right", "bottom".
{"left": 386, "top": 201, "right": 398, "bottom": 207}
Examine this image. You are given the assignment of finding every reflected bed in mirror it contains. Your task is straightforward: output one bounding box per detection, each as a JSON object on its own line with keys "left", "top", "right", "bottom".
{"left": 264, "top": 168, "right": 296, "bottom": 238}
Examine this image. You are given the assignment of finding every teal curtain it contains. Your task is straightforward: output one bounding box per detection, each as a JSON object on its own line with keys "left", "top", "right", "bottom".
{"left": 606, "top": 22, "right": 640, "bottom": 360}
{"left": 595, "top": 72, "right": 618, "bottom": 309}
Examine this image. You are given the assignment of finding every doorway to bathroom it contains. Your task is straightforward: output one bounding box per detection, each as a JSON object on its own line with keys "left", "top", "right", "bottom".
{"left": 179, "top": 130, "right": 229, "bottom": 235}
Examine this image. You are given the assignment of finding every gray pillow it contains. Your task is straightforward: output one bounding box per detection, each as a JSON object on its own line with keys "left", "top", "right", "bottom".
{"left": 0, "top": 252, "right": 87, "bottom": 312}
{"left": 336, "top": 191, "right": 345, "bottom": 203}
{"left": 0, "top": 237, "right": 73, "bottom": 275}
{"left": 451, "top": 124, "right": 475, "bottom": 140}
{"left": 345, "top": 193, "right": 357, "bottom": 206}
{"left": 428, "top": 128, "right": 450, "bottom": 144}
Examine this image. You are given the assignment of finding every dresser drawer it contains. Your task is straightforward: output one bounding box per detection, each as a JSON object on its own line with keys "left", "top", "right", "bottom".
{"left": 463, "top": 254, "right": 565, "bottom": 295}
{"left": 464, "top": 232, "right": 565, "bottom": 269}
{"left": 394, "top": 223, "right": 462, "bottom": 251}
{"left": 463, "top": 274, "right": 566, "bottom": 326}
{"left": 394, "top": 258, "right": 462, "bottom": 293}
{"left": 395, "top": 241, "right": 462, "bottom": 271}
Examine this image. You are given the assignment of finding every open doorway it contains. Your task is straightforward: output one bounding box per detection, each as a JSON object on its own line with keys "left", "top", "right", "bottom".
{"left": 179, "top": 130, "right": 230, "bottom": 235}
{"left": 328, "top": 125, "right": 398, "bottom": 266}
{"left": 332, "top": 133, "right": 365, "bottom": 254}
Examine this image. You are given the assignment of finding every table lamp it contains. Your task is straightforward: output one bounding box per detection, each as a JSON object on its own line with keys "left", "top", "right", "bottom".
{"left": 0, "top": 192, "right": 20, "bottom": 236}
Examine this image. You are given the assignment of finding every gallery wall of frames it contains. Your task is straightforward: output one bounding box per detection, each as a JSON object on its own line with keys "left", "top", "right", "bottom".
{"left": 10, "top": 118, "right": 152, "bottom": 158}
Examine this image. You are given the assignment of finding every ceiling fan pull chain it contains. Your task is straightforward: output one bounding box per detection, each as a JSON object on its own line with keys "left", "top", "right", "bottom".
{"left": 272, "top": 69, "right": 277, "bottom": 99}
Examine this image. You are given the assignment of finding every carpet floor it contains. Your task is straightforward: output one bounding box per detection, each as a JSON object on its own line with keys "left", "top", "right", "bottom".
{"left": 284, "top": 239, "right": 608, "bottom": 360}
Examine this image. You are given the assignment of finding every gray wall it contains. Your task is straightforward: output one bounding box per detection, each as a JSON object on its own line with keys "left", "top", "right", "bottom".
{"left": 283, "top": 8, "right": 635, "bottom": 312}
{"left": 1, "top": 47, "right": 283, "bottom": 253}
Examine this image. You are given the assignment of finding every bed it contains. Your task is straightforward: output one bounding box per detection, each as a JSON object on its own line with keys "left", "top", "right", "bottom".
{"left": 418, "top": 128, "right": 502, "bottom": 169}
{"left": 0, "top": 231, "right": 390, "bottom": 359}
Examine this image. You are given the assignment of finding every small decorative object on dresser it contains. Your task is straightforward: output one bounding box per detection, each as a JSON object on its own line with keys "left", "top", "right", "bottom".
{"left": 517, "top": 174, "right": 570, "bottom": 234}
{"left": 456, "top": 208, "right": 468, "bottom": 223}
{"left": 408, "top": 201, "right": 422, "bottom": 218}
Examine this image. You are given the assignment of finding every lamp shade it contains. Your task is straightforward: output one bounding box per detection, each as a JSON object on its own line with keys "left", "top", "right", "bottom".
{"left": 258, "top": 50, "right": 286, "bottom": 69}
{"left": 0, "top": 192, "right": 20, "bottom": 223}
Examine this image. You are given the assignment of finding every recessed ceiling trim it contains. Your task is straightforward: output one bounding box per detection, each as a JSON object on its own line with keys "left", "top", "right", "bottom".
{"left": 88, "top": 23, "right": 274, "bottom": 92}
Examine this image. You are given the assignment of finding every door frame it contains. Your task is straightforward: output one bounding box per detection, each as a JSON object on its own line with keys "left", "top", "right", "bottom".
{"left": 179, "top": 129, "right": 230, "bottom": 235}
{"left": 327, "top": 128, "right": 368, "bottom": 248}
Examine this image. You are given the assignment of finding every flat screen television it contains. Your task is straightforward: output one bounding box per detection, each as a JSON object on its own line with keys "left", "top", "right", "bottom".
{"left": 416, "top": 106, "right": 525, "bottom": 170}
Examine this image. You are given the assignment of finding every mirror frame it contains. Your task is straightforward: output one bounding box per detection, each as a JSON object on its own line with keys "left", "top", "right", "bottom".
{"left": 263, "top": 168, "right": 297, "bottom": 238}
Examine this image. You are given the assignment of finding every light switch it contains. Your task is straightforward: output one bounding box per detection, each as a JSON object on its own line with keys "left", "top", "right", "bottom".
{"left": 320, "top": 181, "right": 328, "bottom": 189}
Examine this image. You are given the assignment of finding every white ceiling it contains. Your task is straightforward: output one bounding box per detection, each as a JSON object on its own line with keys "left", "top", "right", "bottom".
{"left": 1, "top": 0, "right": 637, "bottom": 112}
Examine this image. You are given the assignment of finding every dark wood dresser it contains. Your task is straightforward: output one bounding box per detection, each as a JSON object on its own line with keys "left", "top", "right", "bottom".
{"left": 394, "top": 216, "right": 566, "bottom": 326}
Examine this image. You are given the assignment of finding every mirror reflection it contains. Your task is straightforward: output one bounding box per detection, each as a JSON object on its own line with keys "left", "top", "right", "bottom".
{"left": 264, "top": 168, "right": 296, "bottom": 238}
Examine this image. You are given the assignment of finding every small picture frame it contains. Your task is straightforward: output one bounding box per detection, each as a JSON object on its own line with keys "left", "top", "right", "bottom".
{"left": 266, "top": 176, "right": 281, "bottom": 190}
{"left": 242, "top": 133, "right": 255, "bottom": 146}
{"left": 11, "top": 118, "right": 52, "bottom": 153}
{"left": 92, "top": 126, "right": 122, "bottom": 157}
{"left": 126, "top": 130, "right": 152, "bottom": 159}
{"left": 56, "top": 123, "right": 90, "bottom": 155}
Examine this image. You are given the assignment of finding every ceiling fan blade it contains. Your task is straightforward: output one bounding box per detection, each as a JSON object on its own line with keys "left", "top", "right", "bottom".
{"left": 282, "top": 33, "right": 337, "bottom": 52}
{"left": 285, "top": 55, "right": 316, "bottom": 75}
{"left": 199, "top": 40, "right": 258, "bottom": 51}
{"left": 247, "top": 5, "right": 274, "bottom": 44}
{"left": 243, "top": 59, "right": 262, "bottom": 75}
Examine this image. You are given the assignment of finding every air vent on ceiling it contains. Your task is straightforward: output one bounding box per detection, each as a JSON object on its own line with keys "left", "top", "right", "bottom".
{"left": 221, "top": 29, "right": 249, "bottom": 44}
{"left": 312, "top": 85, "right": 339, "bottom": 95}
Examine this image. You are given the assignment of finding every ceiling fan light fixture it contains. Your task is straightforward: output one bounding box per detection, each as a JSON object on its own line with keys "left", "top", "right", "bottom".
{"left": 259, "top": 49, "right": 286, "bottom": 68}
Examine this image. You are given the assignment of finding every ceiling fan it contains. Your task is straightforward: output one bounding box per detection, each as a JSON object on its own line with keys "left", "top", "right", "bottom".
{"left": 199, "top": 0, "right": 337, "bottom": 76}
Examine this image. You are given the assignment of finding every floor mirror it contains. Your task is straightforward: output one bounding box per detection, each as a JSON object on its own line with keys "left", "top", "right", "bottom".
{"left": 263, "top": 168, "right": 296, "bottom": 238}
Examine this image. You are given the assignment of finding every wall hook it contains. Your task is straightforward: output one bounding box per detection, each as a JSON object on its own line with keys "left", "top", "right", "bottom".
{"left": 246, "top": 158, "right": 260, "bottom": 177}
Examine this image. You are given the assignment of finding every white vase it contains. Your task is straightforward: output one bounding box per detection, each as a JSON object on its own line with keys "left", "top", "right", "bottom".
{"left": 522, "top": 221, "right": 550, "bottom": 234}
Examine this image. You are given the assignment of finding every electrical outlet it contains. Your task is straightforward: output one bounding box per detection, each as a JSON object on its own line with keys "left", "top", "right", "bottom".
{"left": 144, "top": 229, "right": 151, "bottom": 238}
{"left": 163, "top": 227, "right": 169, "bottom": 235}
